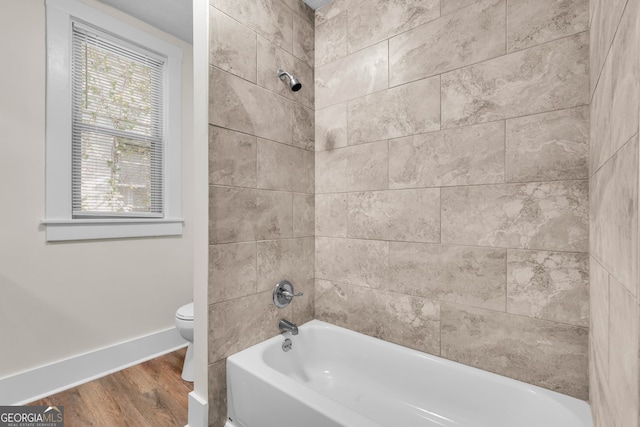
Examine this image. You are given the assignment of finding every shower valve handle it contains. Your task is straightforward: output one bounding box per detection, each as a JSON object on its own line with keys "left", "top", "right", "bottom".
{"left": 281, "top": 290, "right": 303, "bottom": 298}
{"left": 273, "top": 280, "right": 303, "bottom": 308}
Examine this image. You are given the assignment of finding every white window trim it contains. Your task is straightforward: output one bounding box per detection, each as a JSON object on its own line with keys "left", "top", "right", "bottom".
{"left": 43, "top": 0, "right": 183, "bottom": 241}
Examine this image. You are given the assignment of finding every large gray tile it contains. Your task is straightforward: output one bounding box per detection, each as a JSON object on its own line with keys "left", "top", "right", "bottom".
{"left": 348, "top": 0, "right": 440, "bottom": 53}
{"left": 507, "top": 249, "right": 589, "bottom": 327}
{"left": 591, "top": 136, "right": 638, "bottom": 296}
{"left": 590, "top": 0, "right": 626, "bottom": 93}
{"left": 209, "top": 126, "right": 257, "bottom": 188}
{"left": 211, "top": 0, "right": 293, "bottom": 52}
{"left": 589, "top": 345, "right": 612, "bottom": 427}
{"left": 316, "top": 141, "right": 388, "bottom": 193}
{"left": 209, "top": 6, "right": 257, "bottom": 82}
{"left": 388, "top": 242, "right": 507, "bottom": 310}
{"left": 442, "top": 181, "right": 589, "bottom": 252}
{"left": 608, "top": 277, "right": 639, "bottom": 426}
{"left": 315, "top": 237, "right": 389, "bottom": 288}
{"left": 348, "top": 189, "right": 441, "bottom": 243}
{"left": 441, "top": 32, "right": 589, "bottom": 128}
{"left": 208, "top": 360, "right": 227, "bottom": 427}
{"left": 441, "top": 303, "right": 588, "bottom": 399}
{"left": 257, "top": 37, "right": 314, "bottom": 110}
{"left": 589, "top": 52, "right": 612, "bottom": 174}
{"left": 293, "top": 106, "right": 315, "bottom": 151}
{"left": 315, "top": 280, "right": 441, "bottom": 355}
{"left": 209, "top": 186, "right": 292, "bottom": 244}
{"left": 209, "top": 242, "right": 257, "bottom": 304}
{"left": 389, "top": 0, "right": 505, "bottom": 87}
{"left": 348, "top": 76, "right": 441, "bottom": 145}
{"left": 610, "top": 0, "right": 639, "bottom": 154}
{"left": 257, "top": 139, "right": 314, "bottom": 193}
{"left": 315, "top": 103, "right": 347, "bottom": 151}
{"left": 315, "top": 193, "right": 348, "bottom": 237}
{"left": 293, "top": 15, "right": 314, "bottom": 66}
{"left": 293, "top": 193, "right": 314, "bottom": 237}
{"left": 315, "top": 11, "right": 347, "bottom": 67}
{"left": 507, "top": 0, "right": 589, "bottom": 52}
{"left": 316, "top": 41, "right": 388, "bottom": 109}
{"left": 390, "top": 121, "right": 505, "bottom": 188}
{"left": 506, "top": 107, "right": 589, "bottom": 182}
{"left": 209, "top": 67, "right": 293, "bottom": 144}
{"left": 589, "top": 0, "right": 597, "bottom": 23}
{"left": 209, "top": 290, "right": 291, "bottom": 361}
{"left": 589, "top": 257, "right": 609, "bottom": 383}
{"left": 257, "top": 238, "right": 314, "bottom": 292}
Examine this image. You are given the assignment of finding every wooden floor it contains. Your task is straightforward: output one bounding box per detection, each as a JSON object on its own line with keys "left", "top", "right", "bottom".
{"left": 29, "top": 348, "right": 193, "bottom": 427}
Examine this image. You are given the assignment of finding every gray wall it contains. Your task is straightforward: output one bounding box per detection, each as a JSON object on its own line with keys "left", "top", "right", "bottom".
{"left": 207, "top": 0, "right": 603, "bottom": 423}
{"left": 589, "top": 0, "right": 640, "bottom": 424}
{"left": 207, "top": 0, "right": 315, "bottom": 425}
{"left": 314, "top": 0, "right": 590, "bottom": 399}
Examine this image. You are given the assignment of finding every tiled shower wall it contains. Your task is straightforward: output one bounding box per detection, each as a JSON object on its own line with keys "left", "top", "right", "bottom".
{"left": 314, "top": 0, "right": 590, "bottom": 399}
{"left": 207, "top": 1, "right": 315, "bottom": 425}
{"left": 589, "top": 0, "right": 640, "bottom": 424}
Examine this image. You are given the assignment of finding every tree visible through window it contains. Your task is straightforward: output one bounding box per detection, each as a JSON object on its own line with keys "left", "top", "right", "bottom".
{"left": 72, "top": 24, "right": 164, "bottom": 217}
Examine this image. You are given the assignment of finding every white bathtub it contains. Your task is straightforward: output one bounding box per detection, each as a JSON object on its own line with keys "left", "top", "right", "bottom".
{"left": 225, "top": 320, "right": 593, "bottom": 427}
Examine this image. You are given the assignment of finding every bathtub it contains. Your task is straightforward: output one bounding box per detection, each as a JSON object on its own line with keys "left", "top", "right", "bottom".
{"left": 225, "top": 320, "right": 593, "bottom": 427}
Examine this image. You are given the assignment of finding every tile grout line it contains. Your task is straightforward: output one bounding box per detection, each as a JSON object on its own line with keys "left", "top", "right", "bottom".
{"left": 505, "top": 247, "right": 509, "bottom": 313}
{"left": 255, "top": 240, "right": 259, "bottom": 294}
{"left": 503, "top": 119, "right": 507, "bottom": 183}
{"left": 387, "top": 139, "right": 391, "bottom": 191}
{"left": 314, "top": 177, "right": 590, "bottom": 195}
{"left": 313, "top": 235, "right": 588, "bottom": 256}
{"left": 504, "top": 0, "right": 508, "bottom": 54}
{"left": 318, "top": 27, "right": 586, "bottom": 98}
{"left": 439, "top": 182, "right": 443, "bottom": 244}
{"left": 591, "top": 131, "right": 640, "bottom": 178}
{"left": 315, "top": 276, "right": 589, "bottom": 330}
{"left": 314, "top": 103, "right": 589, "bottom": 153}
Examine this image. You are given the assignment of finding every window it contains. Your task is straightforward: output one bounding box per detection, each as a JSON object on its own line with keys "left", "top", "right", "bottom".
{"left": 44, "top": 0, "right": 183, "bottom": 241}
{"left": 71, "top": 24, "right": 164, "bottom": 217}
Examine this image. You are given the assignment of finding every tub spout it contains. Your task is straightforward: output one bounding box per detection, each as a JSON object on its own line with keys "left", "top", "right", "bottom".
{"left": 279, "top": 319, "right": 298, "bottom": 335}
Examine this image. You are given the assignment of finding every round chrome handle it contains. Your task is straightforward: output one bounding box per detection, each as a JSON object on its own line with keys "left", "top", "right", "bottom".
{"left": 273, "top": 280, "right": 303, "bottom": 308}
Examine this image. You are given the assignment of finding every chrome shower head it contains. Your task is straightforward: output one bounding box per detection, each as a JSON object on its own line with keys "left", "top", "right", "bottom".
{"left": 278, "top": 70, "right": 302, "bottom": 92}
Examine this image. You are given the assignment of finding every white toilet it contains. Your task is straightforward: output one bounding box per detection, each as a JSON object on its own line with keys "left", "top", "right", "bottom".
{"left": 175, "top": 302, "right": 194, "bottom": 382}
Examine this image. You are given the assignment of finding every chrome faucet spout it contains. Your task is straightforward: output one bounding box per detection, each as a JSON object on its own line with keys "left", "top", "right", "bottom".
{"left": 279, "top": 319, "right": 299, "bottom": 335}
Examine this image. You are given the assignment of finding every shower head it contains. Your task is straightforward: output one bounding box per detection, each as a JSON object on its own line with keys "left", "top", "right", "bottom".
{"left": 278, "top": 70, "right": 302, "bottom": 92}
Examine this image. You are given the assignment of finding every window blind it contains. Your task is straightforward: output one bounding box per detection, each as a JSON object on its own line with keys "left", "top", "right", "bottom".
{"left": 71, "top": 22, "right": 164, "bottom": 217}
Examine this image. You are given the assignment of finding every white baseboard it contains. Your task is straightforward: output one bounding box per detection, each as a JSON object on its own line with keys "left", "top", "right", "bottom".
{"left": 186, "top": 391, "right": 208, "bottom": 427}
{"left": 0, "top": 327, "right": 187, "bottom": 405}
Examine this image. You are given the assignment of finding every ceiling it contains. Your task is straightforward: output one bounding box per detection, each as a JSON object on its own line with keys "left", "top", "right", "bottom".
{"left": 97, "top": 0, "right": 192, "bottom": 43}
{"left": 96, "top": 0, "right": 334, "bottom": 45}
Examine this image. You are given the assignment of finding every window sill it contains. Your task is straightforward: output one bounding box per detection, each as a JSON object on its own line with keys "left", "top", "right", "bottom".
{"left": 41, "top": 218, "right": 184, "bottom": 242}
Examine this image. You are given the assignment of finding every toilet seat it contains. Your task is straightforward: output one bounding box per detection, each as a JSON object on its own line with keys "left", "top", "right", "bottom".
{"left": 176, "top": 302, "right": 194, "bottom": 321}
